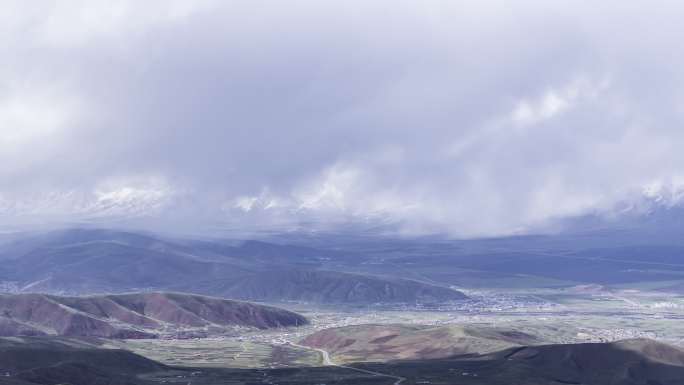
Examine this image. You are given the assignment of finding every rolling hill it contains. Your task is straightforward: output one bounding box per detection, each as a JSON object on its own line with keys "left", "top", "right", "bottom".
{"left": 301, "top": 323, "right": 539, "bottom": 362}
{"left": 0, "top": 292, "right": 308, "bottom": 338}
{"left": 0, "top": 337, "right": 166, "bottom": 385}
{"left": 2, "top": 336, "right": 684, "bottom": 385}
{"left": 355, "top": 338, "right": 684, "bottom": 385}
{"left": 498, "top": 338, "right": 684, "bottom": 384}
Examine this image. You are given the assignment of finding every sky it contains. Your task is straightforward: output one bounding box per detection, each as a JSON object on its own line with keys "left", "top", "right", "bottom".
{"left": 2, "top": 0, "right": 684, "bottom": 237}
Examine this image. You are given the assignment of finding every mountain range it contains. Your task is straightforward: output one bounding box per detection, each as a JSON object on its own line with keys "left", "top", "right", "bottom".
{"left": 0, "top": 228, "right": 467, "bottom": 304}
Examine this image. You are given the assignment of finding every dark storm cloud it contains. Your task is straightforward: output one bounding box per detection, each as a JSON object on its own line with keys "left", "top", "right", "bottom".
{"left": 2, "top": 1, "right": 684, "bottom": 236}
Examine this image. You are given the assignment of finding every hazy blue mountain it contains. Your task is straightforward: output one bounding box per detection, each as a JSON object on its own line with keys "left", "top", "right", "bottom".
{"left": 0, "top": 228, "right": 466, "bottom": 304}
{"left": 180, "top": 269, "right": 467, "bottom": 304}
{"left": 10, "top": 213, "right": 684, "bottom": 298}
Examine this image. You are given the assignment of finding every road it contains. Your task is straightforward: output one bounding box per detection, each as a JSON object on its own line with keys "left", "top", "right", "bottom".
{"left": 233, "top": 341, "right": 247, "bottom": 360}
{"left": 288, "top": 342, "right": 406, "bottom": 385}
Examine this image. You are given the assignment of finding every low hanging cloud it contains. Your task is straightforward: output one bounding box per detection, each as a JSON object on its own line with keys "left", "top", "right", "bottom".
{"left": 2, "top": 0, "right": 684, "bottom": 236}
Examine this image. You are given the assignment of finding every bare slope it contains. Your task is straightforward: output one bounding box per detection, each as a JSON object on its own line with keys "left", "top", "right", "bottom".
{"left": 0, "top": 292, "right": 308, "bottom": 338}
{"left": 301, "top": 323, "right": 539, "bottom": 362}
{"left": 351, "top": 338, "right": 684, "bottom": 385}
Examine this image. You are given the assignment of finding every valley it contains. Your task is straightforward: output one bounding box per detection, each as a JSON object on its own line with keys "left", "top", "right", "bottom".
{"left": 2, "top": 229, "right": 684, "bottom": 384}
{"left": 105, "top": 288, "right": 684, "bottom": 370}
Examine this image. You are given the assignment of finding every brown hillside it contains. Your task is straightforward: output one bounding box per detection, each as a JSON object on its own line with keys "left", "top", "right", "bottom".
{"left": 0, "top": 292, "right": 308, "bottom": 339}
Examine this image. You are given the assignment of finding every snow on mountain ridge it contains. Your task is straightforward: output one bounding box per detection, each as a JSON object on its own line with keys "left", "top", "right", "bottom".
{"left": 0, "top": 185, "right": 173, "bottom": 220}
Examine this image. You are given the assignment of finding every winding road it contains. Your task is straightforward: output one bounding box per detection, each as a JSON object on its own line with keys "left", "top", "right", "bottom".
{"left": 288, "top": 342, "right": 406, "bottom": 385}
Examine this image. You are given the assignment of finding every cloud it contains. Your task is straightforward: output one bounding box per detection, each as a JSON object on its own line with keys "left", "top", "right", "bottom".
{"left": 511, "top": 77, "right": 610, "bottom": 127}
{"left": 2, "top": 1, "right": 684, "bottom": 236}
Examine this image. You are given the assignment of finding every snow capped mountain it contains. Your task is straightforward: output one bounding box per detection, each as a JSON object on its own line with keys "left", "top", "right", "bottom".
{"left": 87, "top": 186, "right": 171, "bottom": 217}
{"left": 639, "top": 180, "right": 684, "bottom": 210}
{"left": 4, "top": 176, "right": 684, "bottom": 239}
{"left": 0, "top": 184, "right": 174, "bottom": 225}
{"left": 550, "top": 181, "right": 684, "bottom": 238}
